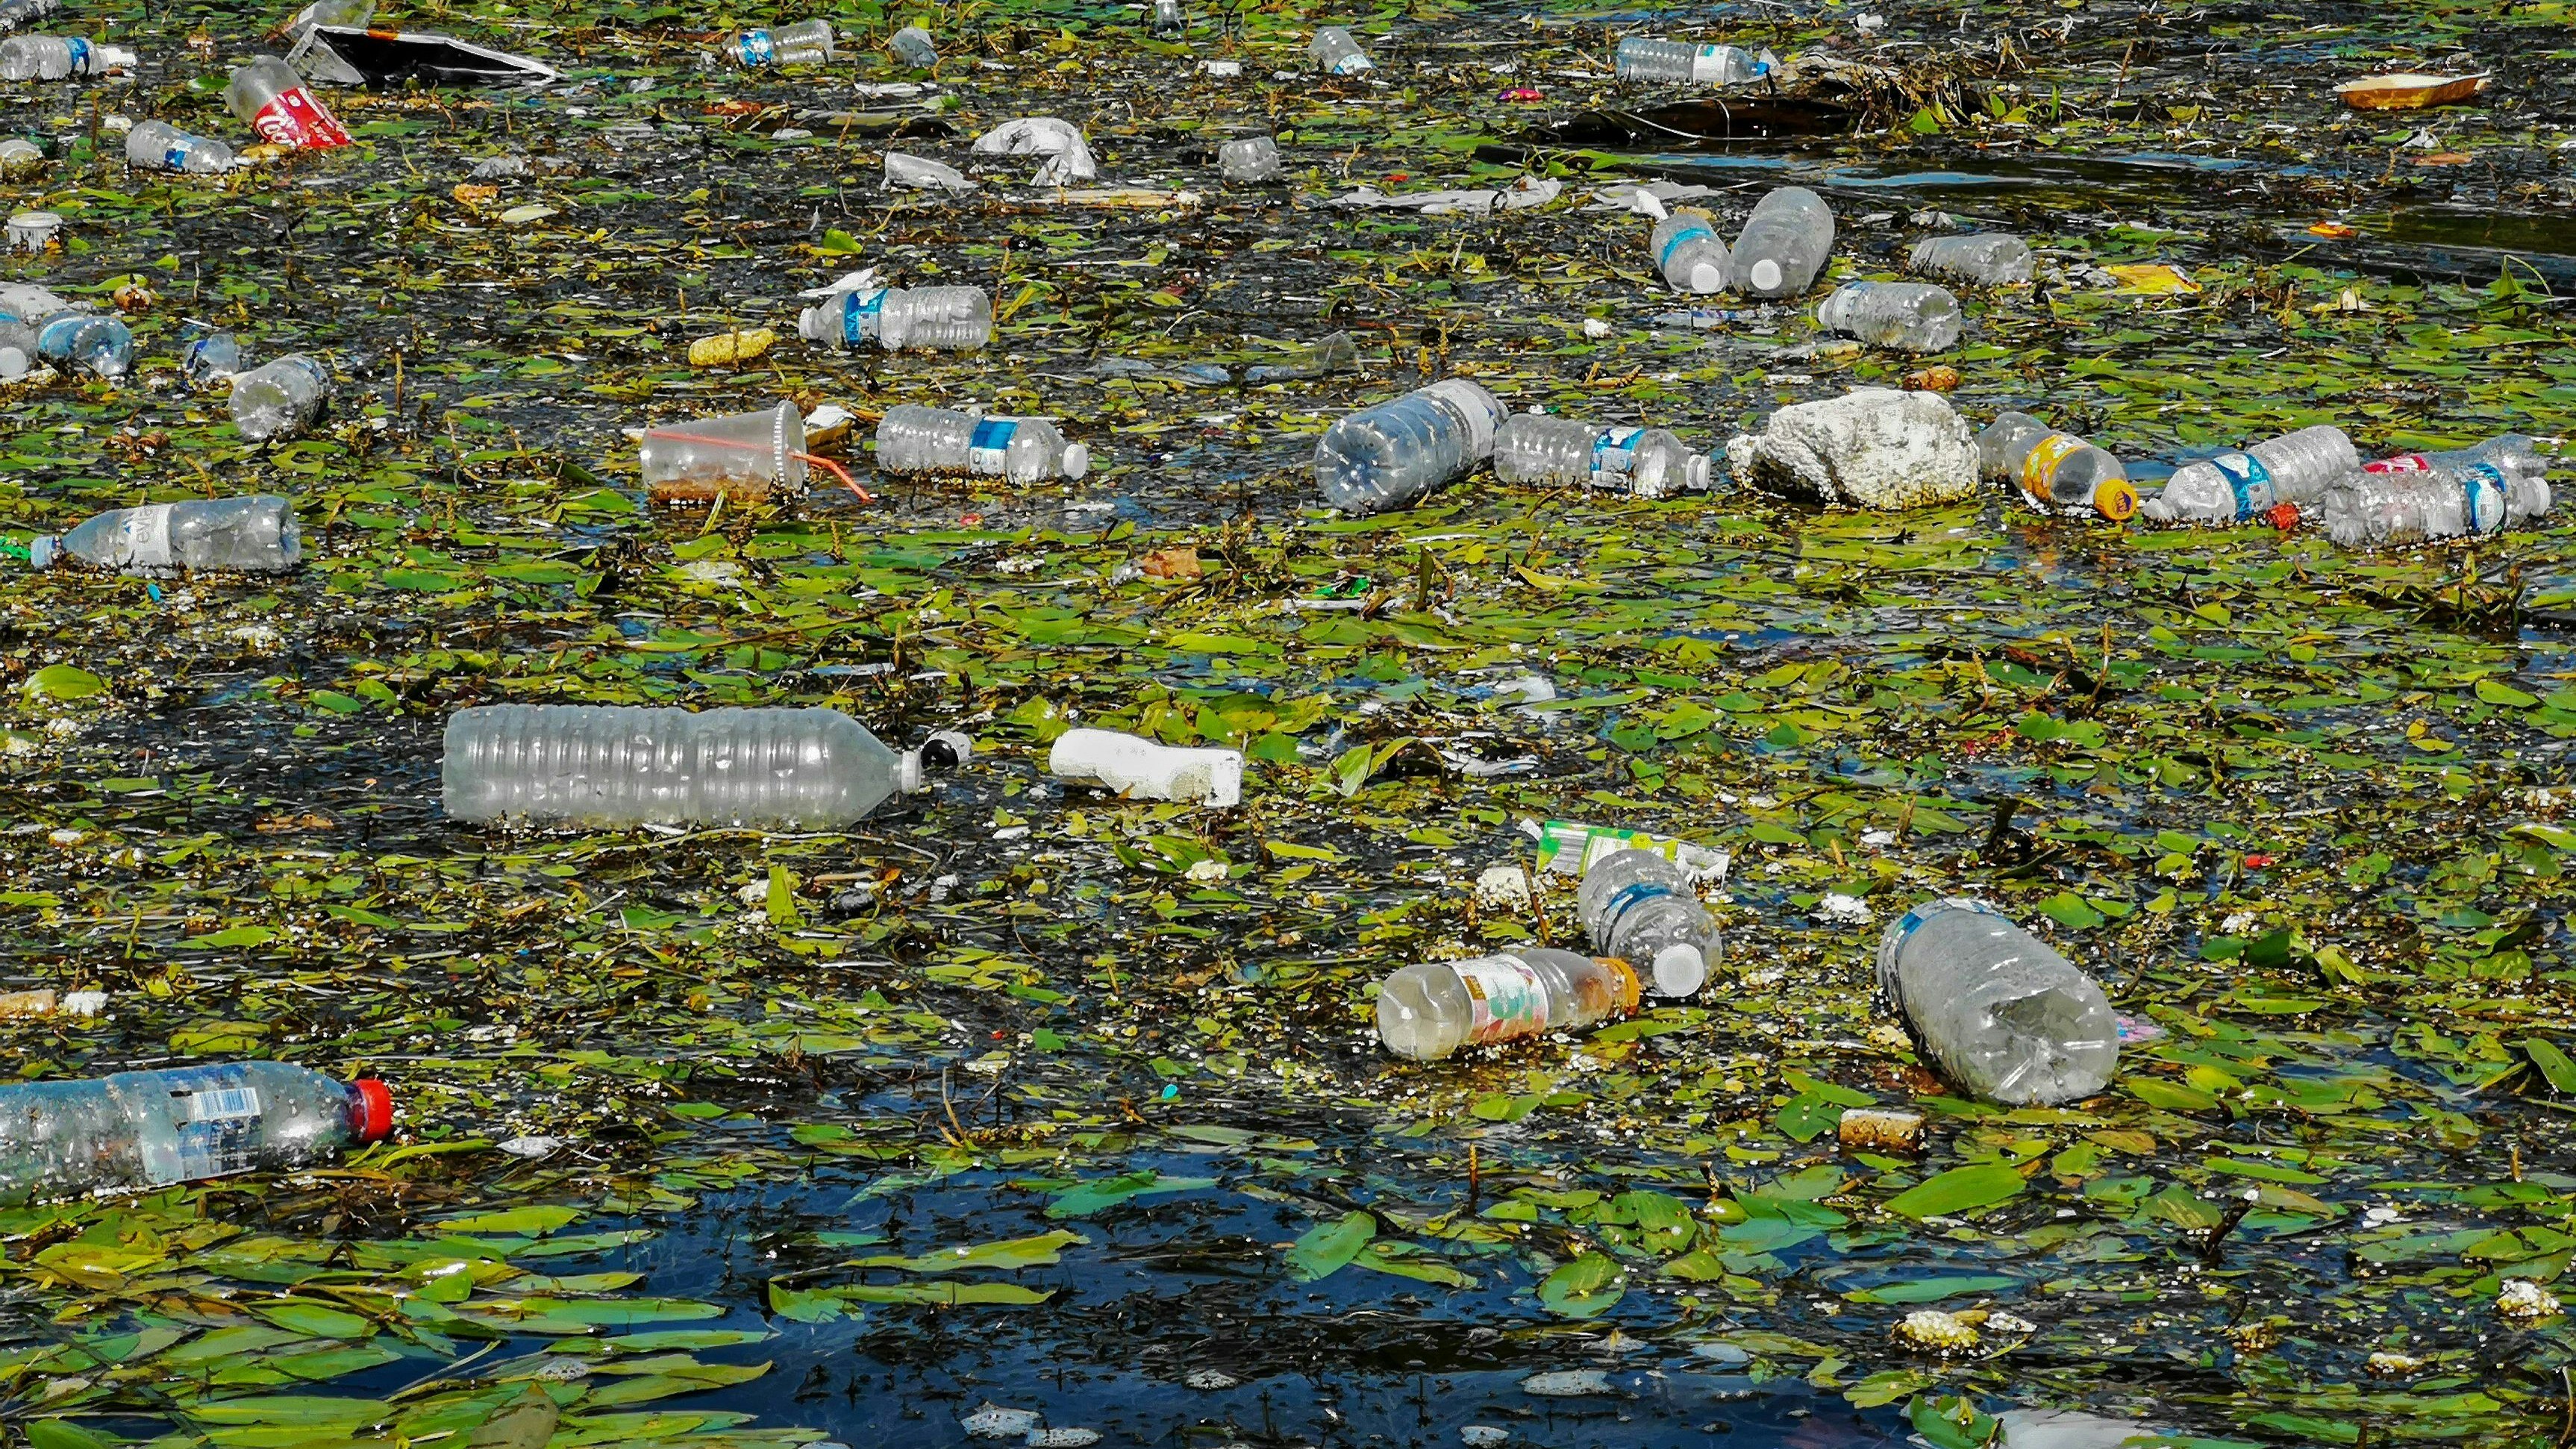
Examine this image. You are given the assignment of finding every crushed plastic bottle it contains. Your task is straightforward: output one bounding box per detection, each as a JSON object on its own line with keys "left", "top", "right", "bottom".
{"left": 889, "top": 24, "right": 937, "bottom": 68}
{"left": 0, "top": 137, "right": 43, "bottom": 180}
{"left": 1310, "top": 25, "right": 1372, "bottom": 75}
{"left": 2322, "top": 436, "right": 2555, "bottom": 548}
{"left": 1977, "top": 410, "right": 2136, "bottom": 520}
{"left": 1219, "top": 135, "right": 1281, "bottom": 183}
{"left": 125, "top": 119, "right": 235, "bottom": 173}
{"left": 1375, "top": 950, "right": 1639, "bottom": 1061}
{"left": 443, "top": 704, "right": 936, "bottom": 827}
{"left": 1649, "top": 207, "right": 1730, "bottom": 294}
{"left": 1314, "top": 379, "right": 1507, "bottom": 515}
{"left": 1612, "top": 38, "right": 1770, "bottom": 86}
{"left": 1048, "top": 727, "right": 1241, "bottom": 807}
{"left": 1242, "top": 330, "right": 1354, "bottom": 384}
{"left": 1815, "top": 281, "right": 1960, "bottom": 353}
{"left": 875, "top": 404, "right": 1090, "bottom": 483}
{"left": 798, "top": 284, "right": 992, "bottom": 351}
{"left": 1576, "top": 848, "right": 1719, "bottom": 997}
{"left": 0, "top": 35, "right": 137, "bottom": 79}
{"left": 225, "top": 54, "right": 351, "bottom": 148}
{"left": 0, "top": 0, "right": 62, "bottom": 33}
{"left": 884, "top": 151, "right": 975, "bottom": 192}
{"left": 638, "top": 401, "right": 807, "bottom": 496}
{"left": 29, "top": 495, "right": 301, "bottom": 575}
{"left": 1492, "top": 413, "right": 1710, "bottom": 498}
{"left": 181, "top": 328, "right": 242, "bottom": 386}
{"left": 1150, "top": 0, "right": 1184, "bottom": 37}
{"left": 0, "top": 1063, "right": 393, "bottom": 1206}
{"left": 972, "top": 117, "right": 1095, "bottom": 185}
{"left": 1907, "top": 234, "right": 2034, "bottom": 286}
{"left": 1733, "top": 186, "right": 1834, "bottom": 298}
{"left": 35, "top": 310, "right": 134, "bottom": 377}
{"left": 230, "top": 354, "right": 331, "bottom": 442}
{"left": 2142, "top": 424, "right": 2357, "bottom": 525}
{"left": 1875, "top": 898, "right": 2119, "bottom": 1106}
{"left": 728, "top": 18, "right": 831, "bottom": 65}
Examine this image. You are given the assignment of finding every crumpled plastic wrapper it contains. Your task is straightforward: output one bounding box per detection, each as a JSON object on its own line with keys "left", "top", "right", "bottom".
{"left": 1724, "top": 386, "right": 1980, "bottom": 510}
{"left": 1326, "top": 175, "right": 1560, "bottom": 216}
{"left": 972, "top": 117, "right": 1097, "bottom": 186}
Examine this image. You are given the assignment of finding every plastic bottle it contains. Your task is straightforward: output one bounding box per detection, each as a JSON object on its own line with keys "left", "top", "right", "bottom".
{"left": 1375, "top": 949, "right": 1640, "bottom": 1062}
{"left": 1575, "top": 848, "right": 1719, "bottom": 997}
{"left": 1310, "top": 25, "right": 1372, "bottom": 75}
{"left": 796, "top": 285, "right": 991, "bottom": 351}
{"left": 125, "top": 119, "right": 234, "bottom": 174}
{"left": 2142, "top": 425, "right": 2357, "bottom": 525}
{"left": 1874, "top": 898, "right": 2119, "bottom": 1106}
{"left": 2322, "top": 436, "right": 2555, "bottom": 548}
{"left": 1314, "top": 379, "right": 1507, "bottom": 515}
{"left": 1650, "top": 207, "right": 1730, "bottom": 294}
{"left": 35, "top": 310, "right": 134, "bottom": 377}
{"left": 1815, "top": 281, "right": 1960, "bottom": 352}
{"left": 181, "top": 329, "right": 242, "bottom": 385}
{"left": 1219, "top": 135, "right": 1281, "bottom": 183}
{"left": 1492, "top": 414, "right": 1710, "bottom": 498}
{"left": 225, "top": 55, "right": 351, "bottom": 149}
{"left": 0, "top": 35, "right": 135, "bottom": 79}
{"left": 228, "top": 354, "right": 331, "bottom": 442}
{"left": 0, "top": 137, "right": 43, "bottom": 180}
{"left": 638, "top": 401, "right": 808, "bottom": 495}
{"left": 884, "top": 152, "right": 973, "bottom": 192}
{"left": 442, "top": 705, "right": 934, "bottom": 827}
{"left": 730, "top": 19, "right": 832, "bottom": 66}
{"left": 1908, "top": 234, "right": 2034, "bottom": 286}
{"left": 1048, "top": 727, "right": 1241, "bottom": 807}
{"left": 1613, "top": 38, "right": 1769, "bottom": 86}
{"left": 29, "top": 495, "right": 301, "bottom": 575}
{"left": 889, "top": 24, "right": 936, "bottom": 68}
{"left": 875, "top": 404, "right": 1090, "bottom": 484}
{"left": 1150, "top": 0, "right": 1184, "bottom": 37}
{"left": 1977, "top": 411, "right": 2136, "bottom": 520}
{"left": 0, "top": 1063, "right": 393, "bottom": 1206}
{"left": 0, "top": 0, "right": 62, "bottom": 33}
{"left": 0, "top": 314, "right": 33, "bottom": 378}
{"left": 1733, "top": 186, "right": 1834, "bottom": 298}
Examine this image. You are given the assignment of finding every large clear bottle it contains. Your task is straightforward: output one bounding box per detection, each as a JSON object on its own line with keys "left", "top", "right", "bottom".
{"left": 1612, "top": 38, "right": 1769, "bottom": 85}
{"left": 1907, "top": 234, "right": 2033, "bottom": 286}
{"left": 0, "top": 35, "right": 134, "bottom": 79}
{"left": 442, "top": 705, "right": 929, "bottom": 828}
{"left": 1978, "top": 410, "right": 2136, "bottom": 520}
{"left": 1815, "top": 281, "right": 1960, "bottom": 352}
{"left": 797, "top": 286, "right": 992, "bottom": 351}
{"left": 2144, "top": 425, "right": 2357, "bottom": 525}
{"left": 35, "top": 310, "right": 133, "bottom": 377}
{"left": 729, "top": 18, "right": 833, "bottom": 65}
{"left": 1875, "top": 898, "right": 2119, "bottom": 1106}
{"left": 875, "top": 404, "right": 1090, "bottom": 483}
{"left": 1375, "top": 949, "right": 1639, "bottom": 1062}
{"left": 0, "top": 1063, "right": 392, "bottom": 1206}
{"left": 125, "top": 119, "right": 235, "bottom": 174}
{"left": 1310, "top": 25, "right": 1372, "bottom": 74}
{"left": 2322, "top": 436, "right": 2554, "bottom": 548}
{"left": 1314, "top": 379, "right": 1507, "bottom": 515}
{"left": 1733, "top": 186, "right": 1834, "bottom": 298}
{"left": 32, "top": 495, "right": 301, "bottom": 574}
{"left": 1650, "top": 207, "right": 1730, "bottom": 294}
{"left": 230, "top": 354, "right": 332, "bottom": 442}
{"left": 889, "top": 25, "right": 937, "bottom": 67}
{"left": 1492, "top": 414, "right": 1709, "bottom": 498}
{"left": 1575, "top": 848, "right": 1719, "bottom": 997}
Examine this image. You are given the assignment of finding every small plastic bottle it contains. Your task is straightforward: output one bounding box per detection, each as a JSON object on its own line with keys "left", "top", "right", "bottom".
{"left": 0, "top": 137, "right": 43, "bottom": 180}
{"left": 1492, "top": 414, "right": 1710, "bottom": 498}
{"left": 729, "top": 19, "right": 833, "bottom": 66}
{"left": 0, "top": 314, "right": 33, "bottom": 378}
{"left": 1314, "top": 379, "right": 1507, "bottom": 516}
{"left": 181, "top": 328, "right": 243, "bottom": 385}
{"left": 2322, "top": 436, "right": 2555, "bottom": 548}
{"left": 1977, "top": 411, "right": 2136, "bottom": 520}
{"left": 1310, "top": 25, "right": 1372, "bottom": 75}
{"left": 125, "top": 119, "right": 234, "bottom": 174}
{"left": 797, "top": 285, "right": 992, "bottom": 351}
{"left": 1650, "top": 207, "right": 1730, "bottom": 294}
{"left": 1815, "top": 281, "right": 1960, "bottom": 352}
{"left": 889, "top": 24, "right": 937, "bottom": 68}
{"left": 1219, "top": 135, "right": 1281, "bottom": 183}
{"left": 2143, "top": 425, "right": 2357, "bottom": 525}
{"left": 875, "top": 404, "right": 1090, "bottom": 483}
{"left": 1875, "top": 898, "right": 2119, "bottom": 1106}
{"left": 1375, "top": 949, "right": 1639, "bottom": 1062}
{"left": 1048, "top": 727, "right": 1241, "bottom": 807}
{"left": 1150, "top": 0, "right": 1184, "bottom": 37}
{"left": 225, "top": 55, "right": 351, "bottom": 149}
{"left": 0, "top": 1063, "right": 393, "bottom": 1206}
{"left": 229, "top": 354, "right": 332, "bottom": 442}
{"left": 1908, "top": 234, "right": 2034, "bottom": 286}
{"left": 0, "top": 35, "right": 135, "bottom": 80}
{"left": 1733, "top": 186, "right": 1835, "bottom": 298}
{"left": 35, "top": 310, "right": 134, "bottom": 377}
{"left": 443, "top": 705, "right": 935, "bottom": 827}
{"left": 1612, "top": 38, "right": 1769, "bottom": 86}
{"left": 884, "top": 152, "right": 973, "bottom": 191}
{"left": 29, "top": 495, "right": 301, "bottom": 575}
{"left": 1575, "top": 848, "right": 1719, "bottom": 997}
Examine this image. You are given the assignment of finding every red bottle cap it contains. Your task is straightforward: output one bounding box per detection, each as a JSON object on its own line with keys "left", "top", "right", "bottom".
{"left": 351, "top": 1078, "right": 394, "bottom": 1142}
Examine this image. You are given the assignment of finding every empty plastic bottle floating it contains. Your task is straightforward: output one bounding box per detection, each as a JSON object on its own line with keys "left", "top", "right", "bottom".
{"left": 1219, "top": 136, "right": 1281, "bottom": 183}
{"left": 1650, "top": 207, "right": 1729, "bottom": 295}
{"left": 2322, "top": 436, "right": 2556, "bottom": 548}
{"left": 1493, "top": 413, "right": 1710, "bottom": 497}
{"left": 888, "top": 25, "right": 937, "bottom": 68}
{"left": 231, "top": 354, "right": 333, "bottom": 442}
{"left": 1315, "top": 378, "right": 1507, "bottom": 515}
{"left": 1376, "top": 950, "right": 1639, "bottom": 1062}
{"left": 1150, "top": 0, "right": 1184, "bottom": 37}
{"left": 1907, "top": 234, "right": 2034, "bottom": 287}
{"left": 729, "top": 18, "right": 832, "bottom": 65}
{"left": 2142, "top": 425, "right": 2357, "bottom": 525}
{"left": 1815, "top": 281, "right": 1960, "bottom": 353}
{"left": 1612, "top": 38, "right": 1770, "bottom": 86}
{"left": 1875, "top": 898, "right": 2119, "bottom": 1106}
{"left": 126, "top": 119, "right": 234, "bottom": 173}
{"left": 1734, "top": 186, "right": 1835, "bottom": 298}
{"left": 0, "top": 1063, "right": 392, "bottom": 1206}
{"left": 1048, "top": 727, "right": 1241, "bottom": 807}
{"left": 1310, "top": 25, "right": 1371, "bottom": 75}
{"left": 876, "top": 404, "right": 1090, "bottom": 483}
{"left": 798, "top": 285, "right": 991, "bottom": 351}
{"left": 0, "top": 34, "right": 137, "bottom": 79}
{"left": 225, "top": 55, "right": 351, "bottom": 148}
{"left": 1576, "top": 848, "right": 1719, "bottom": 997}
{"left": 443, "top": 704, "right": 945, "bottom": 827}
{"left": 1978, "top": 411, "right": 2136, "bottom": 520}
{"left": 29, "top": 495, "right": 301, "bottom": 574}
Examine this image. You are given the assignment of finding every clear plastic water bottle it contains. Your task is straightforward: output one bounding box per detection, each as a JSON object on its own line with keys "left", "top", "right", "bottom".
{"left": 225, "top": 55, "right": 351, "bottom": 149}
{"left": 1048, "top": 727, "right": 1240, "bottom": 807}
{"left": 181, "top": 328, "right": 243, "bottom": 386}
{"left": 29, "top": 495, "right": 301, "bottom": 574}
{"left": 796, "top": 285, "right": 992, "bottom": 351}
{"left": 1492, "top": 414, "right": 1711, "bottom": 498}
{"left": 889, "top": 24, "right": 937, "bottom": 67}
{"left": 230, "top": 354, "right": 332, "bottom": 442}
{"left": 443, "top": 705, "right": 935, "bottom": 827}
{"left": 125, "top": 119, "right": 235, "bottom": 174}
{"left": 0, "top": 137, "right": 43, "bottom": 180}
{"left": 1612, "top": 37, "right": 1769, "bottom": 85}
{"left": 1650, "top": 207, "right": 1730, "bottom": 294}
{"left": 1310, "top": 25, "right": 1372, "bottom": 75}
{"left": 1575, "top": 848, "right": 1719, "bottom": 997}
{"left": 0, "top": 0, "right": 62, "bottom": 33}
{"left": 1151, "top": 0, "right": 1184, "bottom": 37}
{"left": 1977, "top": 411, "right": 2136, "bottom": 520}
{"left": 1875, "top": 898, "right": 2119, "bottom": 1106}
{"left": 0, "top": 35, "right": 134, "bottom": 79}
{"left": 1908, "top": 234, "right": 2033, "bottom": 286}
{"left": 729, "top": 19, "right": 832, "bottom": 66}
{"left": 0, "top": 1063, "right": 393, "bottom": 1206}
{"left": 1734, "top": 186, "right": 1834, "bottom": 298}
{"left": 0, "top": 314, "right": 33, "bottom": 378}
{"left": 36, "top": 310, "right": 134, "bottom": 377}
{"left": 1314, "top": 379, "right": 1507, "bottom": 515}
{"left": 1815, "top": 281, "right": 1960, "bottom": 352}
{"left": 2143, "top": 425, "right": 2357, "bottom": 525}
{"left": 884, "top": 152, "right": 974, "bottom": 191}
{"left": 2322, "top": 436, "right": 2555, "bottom": 548}
{"left": 875, "top": 404, "right": 1090, "bottom": 483}
{"left": 1219, "top": 135, "right": 1281, "bottom": 182}
{"left": 1375, "top": 950, "right": 1639, "bottom": 1061}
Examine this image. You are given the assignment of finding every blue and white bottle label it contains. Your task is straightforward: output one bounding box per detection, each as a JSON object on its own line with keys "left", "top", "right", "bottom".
{"left": 735, "top": 29, "right": 776, "bottom": 64}
{"left": 967, "top": 417, "right": 1019, "bottom": 475}
{"left": 838, "top": 288, "right": 886, "bottom": 346}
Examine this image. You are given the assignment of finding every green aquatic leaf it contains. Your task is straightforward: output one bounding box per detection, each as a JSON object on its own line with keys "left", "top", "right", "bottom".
{"left": 1845, "top": 1274, "right": 2019, "bottom": 1304}
{"left": 1044, "top": 1171, "right": 1214, "bottom": 1219}
{"left": 853, "top": 1230, "right": 1086, "bottom": 1274}
{"left": 23, "top": 664, "right": 103, "bottom": 700}
{"left": 1284, "top": 1212, "right": 1376, "bottom": 1283}
{"left": 1884, "top": 1165, "right": 2026, "bottom": 1221}
{"left": 2525, "top": 1038, "right": 2576, "bottom": 1095}
{"left": 467, "top": 1385, "right": 559, "bottom": 1449}
{"left": 1537, "top": 1252, "right": 1626, "bottom": 1319}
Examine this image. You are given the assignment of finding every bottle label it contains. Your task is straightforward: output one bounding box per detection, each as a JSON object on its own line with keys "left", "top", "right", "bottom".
{"left": 1689, "top": 44, "right": 1756, "bottom": 81}
{"left": 1420, "top": 380, "right": 1498, "bottom": 457}
{"left": 165, "top": 140, "right": 196, "bottom": 169}
{"left": 1892, "top": 896, "right": 2003, "bottom": 946}
{"left": 64, "top": 37, "right": 88, "bottom": 71}
{"left": 1454, "top": 954, "right": 1549, "bottom": 1046}
{"left": 1325, "top": 49, "right": 1370, "bottom": 75}
{"left": 1531, "top": 819, "right": 1729, "bottom": 881}
{"left": 966, "top": 417, "right": 1019, "bottom": 475}
{"left": 1600, "top": 880, "right": 1675, "bottom": 940}
{"left": 35, "top": 313, "right": 80, "bottom": 358}
{"left": 97, "top": 504, "right": 175, "bottom": 569}
{"left": 2459, "top": 461, "right": 2507, "bottom": 534}
{"left": 837, "top": 287, "right": 886, "bottom": 346}
{"left": 735, "top": 28, "right": 775, "bottom": 64}
{"left": 1657, "top": 219, "right": 1715, "bottom": 271}
{"left": 2363, "top": 453, "right": 2433, "bottom": 476}
{"left": 2209, "top": 451, "right": 2273, "bottom": 520}
{"left": 169, "top": 1086, "right": 263, "bottom": 1183}
{"left": 251, "top": 87, "right": 353, "bottom": 149}
{"left": 1589, "top": 426, "right": 1641, "bottom": 489}
{"left": 2019, "top": 432, "right": 2089, "bottom": 505}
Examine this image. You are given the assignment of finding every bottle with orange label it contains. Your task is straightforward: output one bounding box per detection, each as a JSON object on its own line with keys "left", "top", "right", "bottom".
{"left": 1375, "top": 949, "right": 1639, "bottom": 1061}
{"left": 1976, "top": 411, "right": 2136, "bottom": 521}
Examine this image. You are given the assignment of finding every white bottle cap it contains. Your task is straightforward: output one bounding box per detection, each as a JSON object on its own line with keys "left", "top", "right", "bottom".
{"left": 0, "top": 345, "right": 26, "bottom": 379}
{"left": 894, "top": 750, "right": 925, "bottom": 794}
{"left": 1651, "top": 944, "right": 1707, "bottom": 998}
{"left": 1060, "top": 442, "right": 1090, "bottom": 480}
{"left": 99, "top": 44, "right": 139, "bottom": 71}
{"left": 1687, "top": 260, "right": 1724, "bottom": 293}
{"left": 1748, "top": 258, "right": 1783, "bottom": 292}
{"left": 27, "top": 534, "right": 57, "bottom": 569}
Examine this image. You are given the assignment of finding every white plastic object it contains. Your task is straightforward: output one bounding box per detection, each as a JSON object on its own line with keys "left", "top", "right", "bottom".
{"left": 1310, "top": 25, "right": 1372, "bottom": 75}
{"left": 1492, "top": 414, "right": 1710, "bottom": 497}
{"left": 2144, "top": 425, "right": 2357, "bottom": 525}
{"left": 889, "top": 25, "right": 936, "bottom": 67}
{"left": 1313, "top": 378, "right": 1507, "bottom": 515}
{"left": 1733, "top": 185, "right": 1834, "bottom": 297}
{"left": 1977, "top": 411, "right": 2135, "bottom": 520}
{"left": 1613, "top": 38, "right": 1769, "bottom": 86}
{"left": 230, "top": 354, "right": 332, "bottom": 442}
{"left": 442, "top": 704, "right": 926, "bottom": 827}
{"left": 795, "top": 285, "right": 991, "bottom": 351}
{"left": 1815, "top": 281, "right": 1961, "bottom": 352}
{"left": 638, "top": 402, "right": 808, "bottom": 494}
{"left": 1219, "top": 135, "right": 1281, "bottom": 182}
{"left": 0, "top": 137, "right": 44, "bottom": 180}
{"left": 125, "top": 119, "right": 234, "bottom": 173}
{"left": 34, "top": 310, "right": 133, "bottom": 376}
{"left": 1908, "top": 234, "right": 2033, "bottom": 286}
{"left": 729, "top": 18, "right": 832, "bottom": 66}
{"left": 1875, "top": 898, "right": 2119, "bottom": 1106}
{"left": 5, "top": 210, "right": 60, "bottom": 253}
{"left": 2322, "top": 436, "right": 2554, "bottom": 548}
{"left": 0, "top": 1064, "right": 392, "bottom": 1206}
{"left": 972, "top": 117, "right": 1097, "bottom": 185}
{"left": 1375, "top": 950, "right": 1639, "bottom": 1061}
{"left": 31, "top": 495, "right": 301, "bottom": 575}
{"left": 1725, "top": 386, "right": 1981, "bottom": 510}
{"left": 1047, "top": 727, "right": 1240, "bottom": 807}
{"left": 0, "top": 35, "right": 135, "bottom": 80}
{"left": 884, "top": 152, "right": 976, "bottom": 192}
{"left": 1575, "top": 848, "right": 1719, "bottom": 997}
{"left": 875, "top": 404, "right": 1090, "bottom": 483}
{"left": 1649, "top": 207, "right": 1729, "bottom": 294}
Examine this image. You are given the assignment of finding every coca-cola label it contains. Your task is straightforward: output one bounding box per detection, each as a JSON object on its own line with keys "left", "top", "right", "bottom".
{"left": 252, "top": 87, "right": 352, "bottom": 149}
{"left": 2364, "top": 453, "right": 2433, "bottom": 475}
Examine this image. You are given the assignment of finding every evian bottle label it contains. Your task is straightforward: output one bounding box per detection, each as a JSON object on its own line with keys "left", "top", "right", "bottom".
{"left": 252, "top": 87, "right": 352, "bottom": 149}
